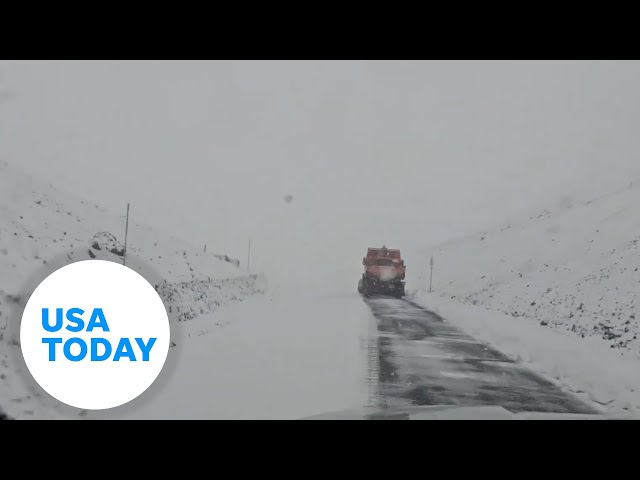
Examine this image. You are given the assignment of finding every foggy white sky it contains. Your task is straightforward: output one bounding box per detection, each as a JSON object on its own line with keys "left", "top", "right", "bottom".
{"left": 2, "top": 60, "right": 640, "bottom": 288}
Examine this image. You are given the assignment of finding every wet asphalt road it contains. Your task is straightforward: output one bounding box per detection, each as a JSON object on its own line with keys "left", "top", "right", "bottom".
{"left": 365, "top": 297, "right": 599, "bottom": 414}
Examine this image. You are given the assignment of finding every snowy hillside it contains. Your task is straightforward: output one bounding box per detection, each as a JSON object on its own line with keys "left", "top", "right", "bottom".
{"left": 414, "top": 179, "right": 640, "bottom": 357}
{"left": 0, "top": 161, "right": 266, "bottom": 419}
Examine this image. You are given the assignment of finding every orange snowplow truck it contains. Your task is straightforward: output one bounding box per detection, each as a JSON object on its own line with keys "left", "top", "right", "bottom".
{"left": 358, "top": 246, "right": 406, "bottom": 298}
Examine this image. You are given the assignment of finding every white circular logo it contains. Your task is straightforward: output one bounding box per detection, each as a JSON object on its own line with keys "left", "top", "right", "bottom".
{"left": 20, "top": 260, "right": 170, "bottom": 410}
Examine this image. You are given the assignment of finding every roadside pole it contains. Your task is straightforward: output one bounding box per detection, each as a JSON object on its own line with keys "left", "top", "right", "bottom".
{"left": 429, "top": 254, "right": 434, "bottom": 293}
{"left": 123, "top": 203, "right": 130, "bottom": 266}
{"left": 247, "top": 239, "right": 251, "bottom": 273}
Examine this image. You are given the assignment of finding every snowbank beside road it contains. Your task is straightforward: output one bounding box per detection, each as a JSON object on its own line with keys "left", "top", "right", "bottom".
{"left": 409, "top": 291, "right": 640, "bottom": 417}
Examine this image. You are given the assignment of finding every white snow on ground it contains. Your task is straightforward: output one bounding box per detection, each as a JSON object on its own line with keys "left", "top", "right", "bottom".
{"left": 6, "top": 153, "right": 640, "bottom": 419}
{"left": 91, "top": 288, "right": 373, "bottom": 420}
{"left": 0, "top": 161, "right": 265, "bottom": 419}
{"left": 409, "top": 291, "right": 640, "bottom": 417}
{"left": 413, "top": 179, "right": 640, "bottom": 356}
{"left": 409, "top": 179, "right": 640, "bottom": 417}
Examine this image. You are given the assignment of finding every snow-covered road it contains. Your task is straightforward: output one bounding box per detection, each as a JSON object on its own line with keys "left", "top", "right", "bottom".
{"left": 100, "top": 288, "right": 375, "bottom": 420}
{"left": 89, "top": 289, "right": 603, "bottom": 420}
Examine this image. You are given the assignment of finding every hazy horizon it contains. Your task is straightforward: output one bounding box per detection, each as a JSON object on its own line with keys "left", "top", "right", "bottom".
{"left": 3, "top": 60, "right": 640, "bottom": 288}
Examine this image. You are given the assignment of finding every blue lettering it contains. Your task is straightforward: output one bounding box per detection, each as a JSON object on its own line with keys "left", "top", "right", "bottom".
{"left": 42, "top": 308, "right": 63, "bottom": 332}
{"left": 91, "top": 338, "right": 112, "bottom": 361}
{"left": 63, "top": 337, "right": 87, "bottom": 361}
{"left": 87, "top": 308, "right": 110, "bottom": 332}
{"left": 65, "top": 308, "right": 85, "bottom": 332}
{"left": 135, "top": 338, "right": 156, "bottom": 361}
{"left": 113, "top": 338, "right": 136, "bottom": 361}
{"left": 42, "top": 338, "right": 62, "bottom": 360}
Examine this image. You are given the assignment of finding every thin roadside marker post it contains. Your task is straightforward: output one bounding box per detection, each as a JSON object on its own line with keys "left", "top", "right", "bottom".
{"left": 429, "top": 254, "right": 434, "bottom": 293}
{"left": 247, "top": 239, "right": 251, "bottom": 273}
{"left": 123, "top": 203, "right": 130, "bottom": 266}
